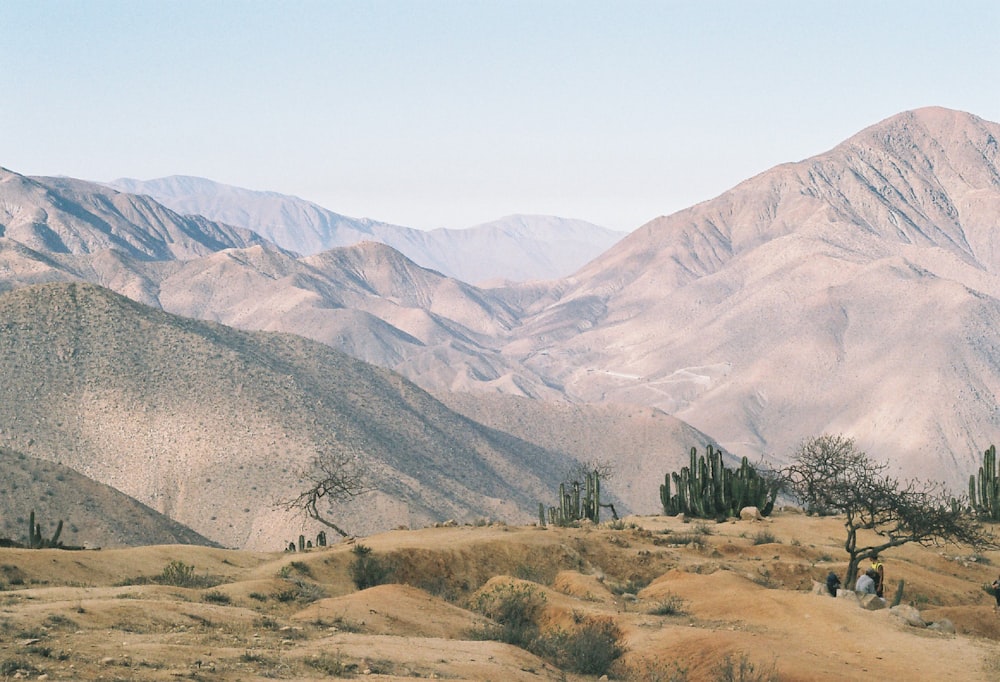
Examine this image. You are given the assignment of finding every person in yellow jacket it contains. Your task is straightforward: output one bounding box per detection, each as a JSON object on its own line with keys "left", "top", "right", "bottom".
{"left": 870, "top": 554, "right": 885, "bottom": 598}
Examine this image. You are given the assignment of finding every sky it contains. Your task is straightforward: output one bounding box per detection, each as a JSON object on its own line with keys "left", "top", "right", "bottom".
{"left": 3, "top": 1, "right": 999, "bottom": 232}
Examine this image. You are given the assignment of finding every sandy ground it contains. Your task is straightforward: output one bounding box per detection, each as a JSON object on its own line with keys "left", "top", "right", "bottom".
{"left": 1, "top": 512, "right": 998, "bottom": 680}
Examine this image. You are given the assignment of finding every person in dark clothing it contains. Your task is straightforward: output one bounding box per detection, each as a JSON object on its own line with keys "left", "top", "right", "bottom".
{"left": 826, "top": 571, "right": 841, "bottom": 597}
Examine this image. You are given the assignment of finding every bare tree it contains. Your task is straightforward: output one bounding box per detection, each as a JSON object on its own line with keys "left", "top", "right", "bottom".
{"left": 783, "top": 434, "right": 993, "bottom": 585}
{"left": 284, "top": 448, "right": 369, "bottom": 538}
{"left": 564, "top": 458, "right": 617, "bottom": 486}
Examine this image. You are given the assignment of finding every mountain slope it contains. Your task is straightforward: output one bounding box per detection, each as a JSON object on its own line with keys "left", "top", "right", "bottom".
{"left": 107, "top": 175, "right": 624, "bottom": 281}
{"left": 0, "top": 282, "right": 583, "bottom": 550}
{"left": 505, "top": 107, "right": 1000, "bottom": 485}
{"left": 0, "top": 447, "right": 217, "bottom": 548}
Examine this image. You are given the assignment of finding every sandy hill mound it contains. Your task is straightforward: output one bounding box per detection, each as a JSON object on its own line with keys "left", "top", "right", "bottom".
{"left": 1, "top": 512, "right": 997, "bottom": 680}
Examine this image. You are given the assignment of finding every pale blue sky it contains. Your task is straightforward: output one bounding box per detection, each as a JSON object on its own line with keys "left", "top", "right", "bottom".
{"left": 3, "top": 1, "right": 998, "bottom": 231}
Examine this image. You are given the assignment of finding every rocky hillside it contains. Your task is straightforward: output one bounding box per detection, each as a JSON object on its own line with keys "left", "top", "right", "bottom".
{"left": 0, "top": 282, "right": 583, "bottom": 550}
{"left": 0, "top": 447, "right": 216, "bottom": 548}
{"left": 502, "top": 107, "right": 1000, "bottom": 486}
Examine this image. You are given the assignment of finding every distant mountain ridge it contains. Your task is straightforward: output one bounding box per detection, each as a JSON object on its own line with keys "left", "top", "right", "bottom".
{"left": 1, "top": 169, "right": 266, "bottom": 260}
{"left": 107, "top": 175, "right": 624, "bottom": 282}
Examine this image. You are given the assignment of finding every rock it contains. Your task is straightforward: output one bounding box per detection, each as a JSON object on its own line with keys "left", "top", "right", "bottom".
{"left": 928, "top": 619, "right": 956, "bottom": 634}
{"left": 811, "top": 580, "right": 830, "bottom": 596}
{"left": 859, "top": 594, "right": 886, "bottom": 610}
{"left": 740, "top": 506, "right": 763, "bottom": 521}
{"left": 836, "top": 589, "right": 860, "bottom": 605}
{"left": 676, "top": 513, "right": 685, "bottom": 523}
{"left": 889, "top": 604, "right": 926, "bottom": 627}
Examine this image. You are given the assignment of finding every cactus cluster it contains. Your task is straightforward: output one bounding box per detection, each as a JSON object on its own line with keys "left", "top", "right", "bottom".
{"left": 26, "top": 510, "right": 63, "bottom": 549}
{"left": 659, "top": 445, "right": 777, "bottom": 519}
{"left": 285, "top": 531, "right": 329, "bottom": 552}
{"left": 543, "top": 470, "right": 612, "bottom": 526}
{"left": 970, "top": 444, "right": 1000, "bottom": 521}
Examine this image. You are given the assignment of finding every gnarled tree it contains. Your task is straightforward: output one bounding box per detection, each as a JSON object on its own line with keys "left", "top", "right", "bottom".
{"left": 283, "top": 448, "right": 369, "bottom": 538}
{"left": 783, "top": 434, "right": 993, "bottom": 585}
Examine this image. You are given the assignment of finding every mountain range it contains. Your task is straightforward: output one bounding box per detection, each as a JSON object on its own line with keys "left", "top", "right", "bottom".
{"left": 107, "top": 175, "right": 624, "bottom": 283}
{"left": 2, "top": 106, "right": 998, "bottom": 546}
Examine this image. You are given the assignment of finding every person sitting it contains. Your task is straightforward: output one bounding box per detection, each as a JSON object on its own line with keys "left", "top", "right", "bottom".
{"left": 855, "top": 568, "right": 878, "bottom": 595}
{"left": 826, "top": 571, "right": 841, "bottom": 596}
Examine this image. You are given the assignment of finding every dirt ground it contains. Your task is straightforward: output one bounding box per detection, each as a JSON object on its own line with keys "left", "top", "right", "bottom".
{"left": 1, "top": 511, "right": 999, "bottom": 680}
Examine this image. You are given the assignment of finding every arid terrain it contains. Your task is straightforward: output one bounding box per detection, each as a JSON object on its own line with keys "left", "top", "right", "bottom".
{"left": 2, "top": 511, "right": 998, "bottom": 681}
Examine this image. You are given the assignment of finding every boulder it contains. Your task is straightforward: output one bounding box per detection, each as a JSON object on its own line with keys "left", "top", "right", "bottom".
{"left": 859, "top": 594, "right": 886, "bottom": 610}
{"left": 889, "top": 604, "right": 926, "bottom": 628}
{"left": 928, "top": 619, "right": 956, "bottom": 634}
{"left": 836, "top": 589, "right": 861, "bottom": 605}
{"left": 811, "top": 580, "right": 830, "bottom": 596}
{"left": 740, "top": 506, "right": 763, "bottom": 521}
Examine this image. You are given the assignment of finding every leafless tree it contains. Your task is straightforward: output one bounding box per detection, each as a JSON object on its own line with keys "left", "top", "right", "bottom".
{"left": 283, "top": 448, "right": 369, "bottom": 538}
{"left": 783, "top": 434, "right": 993, "bottom": 585}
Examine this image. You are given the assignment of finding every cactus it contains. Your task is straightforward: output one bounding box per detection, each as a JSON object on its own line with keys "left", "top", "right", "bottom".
{"left": 317, "top": 531, "right": 327, "bottom": 547}
{"left": 891, "top": 579, "right": 905, "bottom": 607}
{"left": 660, "top": 446, "right": 778, "bottom": 519}
{"left": 25, "top": 511, "right": 65, "bottom": 549}
{"left": 971, "top": 445, "right": 1000, "bottom": 521}
{"left": 298, "top": 534, "right": 305, "bottom": 552}
{"left": 544, "top": 470, "right": 609, "bottom": 526}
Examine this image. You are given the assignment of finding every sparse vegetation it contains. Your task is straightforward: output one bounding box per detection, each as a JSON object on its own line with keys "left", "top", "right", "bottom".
{"left": 752, "top": 530, "right": 778, "bottom": 545}
{"left": 154, "top": 560, "right": 220, "bottom": 588}
{"left": 349, "top": 544, "right": 394, "bottom": 589}
{"left": 202, "top": 590, "right": 232, "bottom": 604}
{"left": 0, "top": 513, "right": 994, "bottom": 680}
{"left": 469, "top": 582, "right": 545, "bottom": 647}
{"left": 532, "top": 615, "right": 626, "bottom": 675}
{"left": 649, "top": 593, "right": 687, "bottom": 616}
{"left": 712, "top": 652, "right": 780, "bottom": 682}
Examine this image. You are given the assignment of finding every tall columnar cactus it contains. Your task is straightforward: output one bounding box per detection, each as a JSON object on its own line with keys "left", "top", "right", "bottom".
{"left": 660, "top": 446, "right": 777, "bottom": 519}
{"left": 545, "top": 470, "right": 608, "bottom": 526}
{"left": 970, "top": 444, "right": 1000, "bottom": 521}
{"left": 26, "top": 510, "right": 65, "bottom": 549}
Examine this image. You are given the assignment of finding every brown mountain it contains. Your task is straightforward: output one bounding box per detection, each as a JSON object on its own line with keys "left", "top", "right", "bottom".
{"left": 504, "top": 107, "right": 1000, "bottom": 485}
{"left": 0, "top": 447, "right": 216, "bottom": 548}
{"left": 0, "top": 282, "right": 583, "bottom": 550}
{"left": 5, "top": 106, "right": 999, "bottom": 498}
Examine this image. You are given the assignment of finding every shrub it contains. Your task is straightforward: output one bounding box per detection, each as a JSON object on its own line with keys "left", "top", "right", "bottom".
{"left": 202, "top": 590, "right": 231, "bottom": 605}
{"left": 648, "top": 594, "right": 687, "bottom": 616}
{"left": 468, "top": 582, "right": 545, "bottom": 648}
{"left": 533, "top": 616, "right": 626, "bottom": 675}
{"left": 349, "top": 544, "right": 393, "bottom": 590}
{"left": 712, "top": 653, "right": 779, "bottom": 682}
{"left": 289, "top": 560, "right": 312, "bottom": 577}
{"left": 751, "top": 530, "right": 778, "bottom": 546}
{"left": 158, "top": 560, "right": 195, "bottom": 586}
{"left": 305, "top": 651, "right": 356, "bottom": 676}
